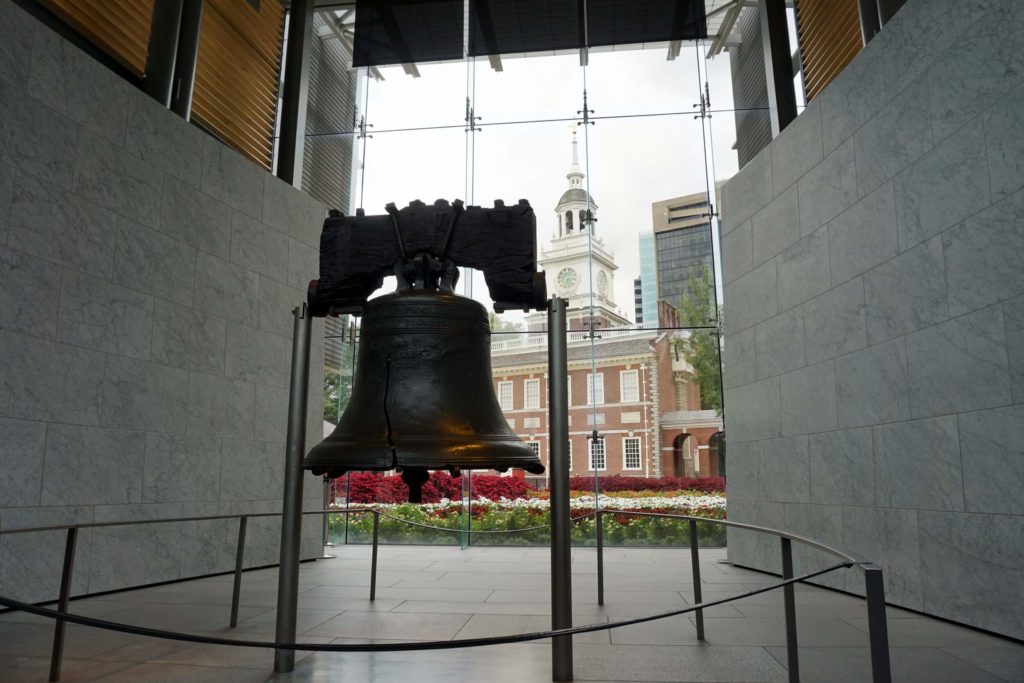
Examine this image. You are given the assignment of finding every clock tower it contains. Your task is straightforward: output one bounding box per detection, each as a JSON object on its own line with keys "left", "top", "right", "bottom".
{"left": 535, "top": 132, "right": 630, "bottom": 331}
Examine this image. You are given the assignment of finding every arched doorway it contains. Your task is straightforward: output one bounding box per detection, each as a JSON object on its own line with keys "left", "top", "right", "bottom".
{"left": 672, "top": 433, "right": 693, "bottom": 477}
{"left": 708, "top": 431, "right": 725, "bottom": 477}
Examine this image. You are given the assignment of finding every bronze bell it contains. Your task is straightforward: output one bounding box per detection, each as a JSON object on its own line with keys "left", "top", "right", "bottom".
{"left": 304, "top": 288, "right": 544, "bottom": 499}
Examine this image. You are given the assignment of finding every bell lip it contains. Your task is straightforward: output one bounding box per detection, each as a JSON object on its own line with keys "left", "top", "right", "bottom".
{"left": 302, "top": 441, "right": 544, "bottom": 476}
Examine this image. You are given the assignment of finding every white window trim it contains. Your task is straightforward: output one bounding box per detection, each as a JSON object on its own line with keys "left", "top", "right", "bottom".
{"left": 526, "top": 440, "right": 541, "bottom": 459}
{"left": 587, "top": 372, "right": 605, "bottom": 405}
{"left": 524, "top": 378, "right": 540, "bottom": 410}
{"left": 498, "top": 381, "right": 513, "bottom": 411}
{"left": 567, "top": 375, "right": 572, "bottom": 407}
{"left": 619, "top": 369, "right": 639, "bottom": 403}
{"left": 588, "top": 436, "right": 607, "bottom": 471}
{"left": 622, "top": 436, "right": 642, "bottom": 470}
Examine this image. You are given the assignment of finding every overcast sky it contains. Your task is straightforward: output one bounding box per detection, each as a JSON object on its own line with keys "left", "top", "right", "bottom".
{"left": 351, "top": 44, "right": 739, "bottom": 324}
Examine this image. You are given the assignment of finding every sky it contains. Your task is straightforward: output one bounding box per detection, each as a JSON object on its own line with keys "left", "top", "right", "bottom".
{"left": 348, "top": 44, "right": 740, "bottom": 325}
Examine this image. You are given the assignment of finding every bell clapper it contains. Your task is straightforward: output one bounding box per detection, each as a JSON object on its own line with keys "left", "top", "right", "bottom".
{"left": 401, "top": 468, "right": 431, "bottom": 504}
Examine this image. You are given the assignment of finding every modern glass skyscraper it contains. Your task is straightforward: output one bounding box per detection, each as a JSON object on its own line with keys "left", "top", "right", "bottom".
{"left": 635, "top": 231, "right": 658, "bottom": 326}
{"left": 650, "top": 192, "right": 715, "bottom": 314}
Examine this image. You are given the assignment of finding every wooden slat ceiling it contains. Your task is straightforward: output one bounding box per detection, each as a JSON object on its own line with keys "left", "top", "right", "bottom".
{"left": 795, "top": 0, "right": 863, "bottom": 102}
{"left": 39, "top": 0, "right": 155, "bottom": 76}
{"left": 193, "top": 0, "right": 285, "bottom": 170}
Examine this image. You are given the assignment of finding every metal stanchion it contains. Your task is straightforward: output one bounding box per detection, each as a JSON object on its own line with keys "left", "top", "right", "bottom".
{"left": 48, "top": 527, "right": 78, "bottom": 682}
{"left": 780, "top": 537, "right": 799, "bottom": 683}
{"left": 229, "top": 516, "right": 248, "bottom": 628}
{"left": 548, "top": 297, "right": 573, "bottom": 682}
{"left": 370, "top": 510, "right": 380, "bottom": 601}
{"left": 596, "top": 509, "right": 605, "bottom": 606}
{"left": 689, "top": 519, "right": 705, "bottom": 641}
{"left": 864, "top": 565, "right": 892, "bottom": 682}
{"left": 274, "top": 304, "right": 312, "bottom": 673}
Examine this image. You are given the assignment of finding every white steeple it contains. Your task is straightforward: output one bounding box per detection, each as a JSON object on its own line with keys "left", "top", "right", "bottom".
{"left": 567, "top": 130, "right": 584, "bottom": 189}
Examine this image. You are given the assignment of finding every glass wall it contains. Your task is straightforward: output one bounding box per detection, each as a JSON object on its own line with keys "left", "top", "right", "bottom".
{"left": 307, "top": 0, "right": 781, "bottom": 549}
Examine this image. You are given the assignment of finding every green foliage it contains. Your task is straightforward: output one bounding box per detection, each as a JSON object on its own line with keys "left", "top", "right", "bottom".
{"left": 675, "top": 263, "right": 722, "bottom": 414}
{"left": 322, "top": 369, "right": 349, "bottom": 424}
{"left": 488, "top": 312, "right": 524, "bottom": 333}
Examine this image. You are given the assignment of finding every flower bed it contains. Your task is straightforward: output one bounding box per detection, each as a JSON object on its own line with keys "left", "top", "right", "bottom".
{"left": 335, "top": 493, "right": 727, "bottom": 547}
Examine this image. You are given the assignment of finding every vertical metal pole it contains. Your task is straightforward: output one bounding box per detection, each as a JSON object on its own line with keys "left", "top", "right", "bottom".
{"left": 780, "top": 537, "right": 799, "bottom": 683}
{"left": 370, "top": 510, "right": 379, "bottom": 601}
{"left": 143, "top": 0, "right": 184, "bottom": 106}
{"left": 548, "top": 297, "right": 573, "bottom": 682}
{"left": 274, "top": 303, "right": 312, "bottom": 673}
{"left": 276, "top": 0, "right": 315, "bottom": 185}
{"left": 344, "top": 474, "right": 351, "bottom": 545}
{"left": 169, "top": 0, "right": 202, "bottom": 119}
{"left": 689, "top": 519, "right": 705, "bottom": 641}
{"left": 230, "top": 516, "right": 248, "bottom": 628}
{"left": 48, "top": 527, "right": 78, "bottom": 683}
{"left": 596, "top": 509, "right": 604, "bottom": 606}
{"left": 759, "top": 0, "right": 798, "bottom": 136}
{"left": 864, "top": 566, "right": 892, "bottom": 682}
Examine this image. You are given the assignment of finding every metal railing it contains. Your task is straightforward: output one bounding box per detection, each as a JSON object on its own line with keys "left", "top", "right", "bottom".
{"left": 0, "top": 507, "right": 891, "bottom": 683}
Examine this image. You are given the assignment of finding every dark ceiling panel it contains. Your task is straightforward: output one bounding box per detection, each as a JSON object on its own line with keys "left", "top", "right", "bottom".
{"left": 585, "top": 0, "right": 707, "bottom": 47}
{"left": 353, "top": 0, "right": 464, "bottom": 67}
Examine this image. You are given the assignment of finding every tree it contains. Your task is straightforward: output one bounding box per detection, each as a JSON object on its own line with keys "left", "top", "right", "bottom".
{"left": 488, "top": 311, "right": 524, "bottom": 333}
{"left": 324, "top": 325, "right": 357, "bottom": 424}
{"left": 674, "top": 263, "right": 722, "bottom": 414}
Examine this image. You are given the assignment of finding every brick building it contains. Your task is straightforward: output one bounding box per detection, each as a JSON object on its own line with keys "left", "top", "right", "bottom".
{"left": 490, "top": 137, "right": 723, "bottom": 484}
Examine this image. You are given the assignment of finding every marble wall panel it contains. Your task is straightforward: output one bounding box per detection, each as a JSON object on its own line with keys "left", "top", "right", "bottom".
{"left": 0, "top": 245, "right": 61, "bottom": 339}
{"left": 894, "top": 123, "right": 990, "bottom": 250}
{"left": 225, "top": 322, "right": 291, "bottom": 389}
{"left": 200, "top": 136, "right": 263, "bottom": 219}
{"left": 724, "top": 377, "right": 780, "bottom": 444}
{"left": 287, "top": 236, "right": 320, "bottom": 289}
{"left": 943, "top": 188, "right": 1024, "bottom": 317}
{"left": 258, "top": 275, "right": 306, "bottom": 338}
{"left": 754, "top": 307, "right": 805, "bottom": 380}
{"left": 724, "top": 260, "right": 777, "bottom": 334}
{"left": 835, "top": 338, "right": 910, "bottom": 428}
{"left": 27, "top": 28, "right": 128, "bottom": 144}
{"left": 906, "top": 305, "right": 1011, "bottom": 418}
{"left": 124, "top": 89, "right": 203, "bottom": 187}
{"left": 1005, "top": 295, "right": 1024, "bottom": 403}
{"left": 750, "top": 186, "right": 799, "bottom": 267}
{"left": 879, "top": 0, "right": 973, "bottom": 99}
{"left": 776, "top": 227, "right": 829, "bottom": 313}
{"left": 254, "top": 384, "right": 289, "bottom": 444}
{"left": 759, "top": 436, "right": 810, "bottom": 504}
{"left": 873, "top": 416, "right": 964, "bottom": 511}
{"left": 159, "top": 176, "right": 233, "bottom": 259}
{"left": 229, "top": 211, "right": 291, "bottom": 281}
{"left": 87, "top": 523, "right": 183, "bottom": 593}
{"left": 803, "top": 277, "right": 867, "bottom": 364}
{"left": 99, "top": 356, "right": 189, "bottom": 433}
{"left": 723, "top": 441, "right": 757, "bottom": 503}
{"left": 863, "top": 235, "right": 948, "bottom": 345}
{"left": 0, "top": 417, "right": 46, "bottom": 507}
{"left": 220, "top": 440, "right": 284, "bottom": 502}
{"left": 918, "top": 511, "right": 1024, "bottom": 639}
{"left": 58, "top": 269, "right": 154, "bottom": 359}
{"left": 8, "top": 173, "right": 117, "bottom": 277}
{"left": 0, "top": 82, "right": 78, "bottom": 189}
{"left": 142, "top": 433, "right": 221, "bottom": 503}
{"left": 771, "top": 100, "right": 823, "bottom": 194}
{"left": 0, "top": 506, "right": 94, "bottom": 602}
{"left": 0, "top": 330, "right": 104, "bottom": 425}
{"left": 0, "top": 162, "right": 12, "bottom": 244}
{"left": 782, "top": 503, "right": 845, "bottom": 590}
{"left": 808, "top": 428, "right": 874, "bottom": 507}
{"left": 41, "top": 424, "right": 145, "bottom": 506}
{"left": 982, "top": 82, "right": 1024, "bottom": 202}
{"left": 958, "top": 405, "right": 1024, "bottom": 515}
{"left": 827, "top": 182, "right": 899, "bottom": 286}
{"left": 262, "top": 173, "right": 327, "bottom": 249}
{"left": 242, "top": 513, "right": 283, "bottom": 568}
{"left": 112, "top": 218, "right": 197, "bottom": 306}
{"left": 720, "top": 219, "right": 752, "bottom": 285}
{"left": 193, "top": 252, "right": 260, "bottom": 326}
{"left": 179, "top": 500, "right": 252, "bottom": 576}
{"left": 720, "top": 148, "right": 772, "bottom": 233}
{"left": 853, "top": 78, "right": 933, "bottom": 198}
{"left": 73, "top": 132, "right": 164, "bottom": 228}
{"left": 779, "top": 361, "right": 837, "bottom": 437}
{"left": 819, "top": 42, "right": 886, "bottom": 156}
{"left": 0, "top": 0, "right": 36, "bottom": 89}
{"left": 722, "top": 326, "right": 755, "bottom": 390}
{"left": 797, "top": 139, "right": 858, "bottom": 237}
{"left": 187, "top": 372, "right": 255, "bottom": 440}
{"left": 150, "top": 300, "right": 228, "bottom": 375}
{"left": 840, "top": 506, "right": 923, "bottom": 609}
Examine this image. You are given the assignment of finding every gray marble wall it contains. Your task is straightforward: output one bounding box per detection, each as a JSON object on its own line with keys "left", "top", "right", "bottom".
{"left": 0, "top": 3, "right": 328, "bottom": 603}
{"left": 721, "top": 0, "right": 1024, "bottom": 640}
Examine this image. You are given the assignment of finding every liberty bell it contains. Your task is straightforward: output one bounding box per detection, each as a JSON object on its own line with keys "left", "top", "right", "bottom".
{"left": 303, "top": 199, "right": 548, "bottom": 502}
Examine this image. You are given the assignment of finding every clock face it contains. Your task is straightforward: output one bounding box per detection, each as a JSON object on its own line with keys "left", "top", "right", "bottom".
{"left": 597, "top": 270, "right": 609, "bottom": 296}
{"left": 556, "top": 267, "right": 579, "bottom": 292}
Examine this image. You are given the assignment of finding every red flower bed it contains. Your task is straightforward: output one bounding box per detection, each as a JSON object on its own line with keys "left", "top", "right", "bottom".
{"left": 343, "top": 472, "right": 535, "bottom": 504}
{"left": 567, "top": 475, "right": 725, "bottom": 494}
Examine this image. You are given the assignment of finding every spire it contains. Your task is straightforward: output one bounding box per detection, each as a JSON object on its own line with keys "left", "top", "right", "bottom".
{"left": 567, "top": 130, "right": 584, "bottom": 188}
